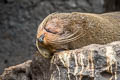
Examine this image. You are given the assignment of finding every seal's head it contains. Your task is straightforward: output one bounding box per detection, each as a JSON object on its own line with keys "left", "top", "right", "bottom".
{"left": 36, "top": 13, "right": 86, "bottom": 58}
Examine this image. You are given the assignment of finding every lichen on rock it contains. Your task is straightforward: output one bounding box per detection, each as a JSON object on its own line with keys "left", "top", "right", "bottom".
{"left": 50, "top": 41, "right": 120, "bottom": 80}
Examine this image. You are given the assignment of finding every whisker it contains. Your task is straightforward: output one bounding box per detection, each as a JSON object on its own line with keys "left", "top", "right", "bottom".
{"left": 36, "top": 40, "right": 42, "bottom": 53}
{"left": 58, "top": 28, "right": 80, "bottom": 40}
{"left": 49, "top": 30, "right": 85, "bottom": 44}
{"left": 49, "top": 28, "right": 80, "bottom": 43}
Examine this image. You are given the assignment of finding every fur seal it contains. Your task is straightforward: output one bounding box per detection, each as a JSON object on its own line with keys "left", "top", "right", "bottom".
{"left": 36, "top": 12, "right": 120, "bottom": 58}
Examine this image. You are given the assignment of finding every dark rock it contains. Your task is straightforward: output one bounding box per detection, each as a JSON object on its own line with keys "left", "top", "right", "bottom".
{"left": 104, "top": 0, "right": 120, "bottom": 12}
{"left": 1, "top": 41, "right": 120, "bottom": 80}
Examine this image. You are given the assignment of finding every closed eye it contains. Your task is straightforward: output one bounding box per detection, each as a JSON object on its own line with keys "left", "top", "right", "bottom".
{"left": 44, "top": 27, "right": 57, "bottom": 34}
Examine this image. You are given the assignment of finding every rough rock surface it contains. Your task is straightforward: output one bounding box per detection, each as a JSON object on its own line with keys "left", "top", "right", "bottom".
{"left": 1, "top": 41, "right": 120, "bottom": 80}
{"left": 104, "top": 0, "right": 120, "bottom": 12}
{"left": 0, "top": 0, "right": 105, "bottom": 74}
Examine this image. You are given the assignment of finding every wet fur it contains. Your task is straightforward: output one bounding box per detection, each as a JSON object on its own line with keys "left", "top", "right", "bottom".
{"left": 36, "top": 12, "right": 120, "bottom": 58}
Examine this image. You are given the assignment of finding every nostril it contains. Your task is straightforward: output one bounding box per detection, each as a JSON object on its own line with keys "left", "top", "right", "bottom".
{"left": 38, "top": 34, "right": 45, "bottom": 43}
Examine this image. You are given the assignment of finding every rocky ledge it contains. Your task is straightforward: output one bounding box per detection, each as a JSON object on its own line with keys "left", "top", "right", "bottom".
{"left": 1, "top": 41, "right": 120, "bottom": 80}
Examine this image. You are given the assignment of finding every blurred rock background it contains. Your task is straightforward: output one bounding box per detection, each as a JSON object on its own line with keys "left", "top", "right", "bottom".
{"left": 0, "top": 0, "right": 120, "bottom": 74}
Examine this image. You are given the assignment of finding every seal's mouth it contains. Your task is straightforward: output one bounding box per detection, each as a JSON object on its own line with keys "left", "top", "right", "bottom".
{"left": 36, "top": 33, "right": 69, "bottom": 58}
{"left": 36, "top": 39, "right": 52, "bottom": 58}
{"left": 36, "top": 38, "right": 67, "bottom": 58}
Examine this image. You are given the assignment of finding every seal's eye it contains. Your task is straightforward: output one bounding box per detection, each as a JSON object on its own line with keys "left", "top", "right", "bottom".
{"left": 44, "top": 27, "right": 57, "bottom": 34}
{"left": 38, "top": 34, "right": 45, "bottom": 43}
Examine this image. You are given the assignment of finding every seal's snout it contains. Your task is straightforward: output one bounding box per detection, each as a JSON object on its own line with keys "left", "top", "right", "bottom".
{"left": 38, "top": 34, "right": 45, "bottom": 43}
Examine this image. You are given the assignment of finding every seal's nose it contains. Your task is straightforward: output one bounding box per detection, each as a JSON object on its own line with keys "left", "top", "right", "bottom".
{"left": 37, "top": 34, "right": 45, "bottom": 43}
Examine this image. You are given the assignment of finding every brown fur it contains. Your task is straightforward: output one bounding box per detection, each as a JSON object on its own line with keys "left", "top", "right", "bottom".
{"left": 36, "top": 12, "right": 120, "bottom": 58}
